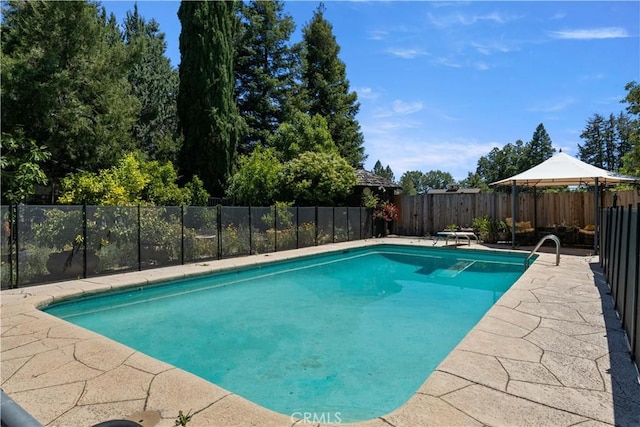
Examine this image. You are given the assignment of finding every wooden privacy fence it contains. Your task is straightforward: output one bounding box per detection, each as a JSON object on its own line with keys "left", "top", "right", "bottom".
{"left": 394, "top": 190, "right": 640, "bottom": 236}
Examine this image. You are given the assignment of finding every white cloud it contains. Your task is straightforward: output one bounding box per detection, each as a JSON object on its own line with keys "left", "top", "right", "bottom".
{"left": 386, "top": 47, "right": 428, "bottom": 59}
{"left": 474, "top": 61, "right": 490, "bottom": 71}
{"left": 548, "top": 27, "right": 629, "bottom": 40}
{"left": 580, "top": 73, "right": 604, "bottom": 81}
{"left": 364, "top": 135, "right": 499, "bottom": 180}
{"left": 368, "top": 30, "right": 388, "bottom": 41}
{"left": 371, "top": 100, "right": 423, "bottom": 118}
{"left": 428, "top": 11, "right": 519, "bottom": 28}
{"left": 435, "top": 56, "right": 462, "bottom": 68}
{"left": 391, "top": 100, "right": 423, "bottom": 115}
{"left": 469, "top": 40, "right": 517, "bottom": 55}
{"left": 356, "top": 87, "right": 379, "bottom": 100}
{"left": 528, "top": 98, "right": 575, "bottom": 113}
{"left": 549, "top": 12, "right": 567, "bottom": 21}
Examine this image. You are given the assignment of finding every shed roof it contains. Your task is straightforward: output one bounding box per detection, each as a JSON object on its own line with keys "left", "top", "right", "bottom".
{"left": 355, "top": 168, "right": 401, "bottom": 188}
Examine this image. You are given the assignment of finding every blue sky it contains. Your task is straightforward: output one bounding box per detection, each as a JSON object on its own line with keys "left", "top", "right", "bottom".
{"left": 103, "top": 1, "right": 639, "bottom": 182}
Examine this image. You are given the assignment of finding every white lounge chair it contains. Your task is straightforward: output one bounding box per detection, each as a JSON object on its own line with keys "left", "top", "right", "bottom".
{"left": 432, "top": 231, "right": 478, "bottom": 246}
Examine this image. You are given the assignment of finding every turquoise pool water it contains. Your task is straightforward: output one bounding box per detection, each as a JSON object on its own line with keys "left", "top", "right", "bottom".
{"left": 45, "top": 244, "right": 529, "bottom": 421}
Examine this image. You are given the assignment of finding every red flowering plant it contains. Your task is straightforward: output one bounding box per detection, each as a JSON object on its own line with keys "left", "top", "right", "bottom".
{"left": 373, "top": 201, "right": 399, "bottom": 222}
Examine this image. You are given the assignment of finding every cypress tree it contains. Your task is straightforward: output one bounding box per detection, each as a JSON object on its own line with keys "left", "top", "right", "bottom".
{"left": 177, "top": 0, "right": 242, "bottom": 196}
{"left": 301, "top": 4, "right": 366, "bottom": 167}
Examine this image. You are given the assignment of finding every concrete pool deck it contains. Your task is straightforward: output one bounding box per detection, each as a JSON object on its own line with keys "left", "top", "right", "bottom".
{"left": 1, "top": 238, "right": 639, "bottom": 426}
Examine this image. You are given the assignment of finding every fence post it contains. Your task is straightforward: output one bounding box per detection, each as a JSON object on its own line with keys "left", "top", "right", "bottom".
{"left": 82, "top": 203, "right": 87, "bottom": 278}
{"left": 181, "top": 205, "right": 185, "bottom": 265}
{"left": 137, "top": 205, "right": 142, "bottom": 271}
{"left": 217, "top": 205, "right": 222, "bottom": 260}
{"left": 248, "top": 206, "right": 253, "bottom": 255}
{"left": 315, "top": 206, "right": 318, "bottom": 246}
{"left": 346, "top": 207, "right": 349, "bottom": 241}
{"left": 274, "top": 204, "right": 278, "bottom": 252}
{"left": 296, "top": 207, "right": 299, "bottom": 249}
{"left": 606, "top": 207, "right": 615, "bottom": 287}
{"left": 332, "top": 207, "right": 335, "bottom": 243}
{"left": 8, "top": 204, "right": 14, "bottom": 288}
{"left": 15, "top": 204, "right": 20, "bottom": 288}
{"left": 614, "top": 207, "right": 624, "bottom": 309}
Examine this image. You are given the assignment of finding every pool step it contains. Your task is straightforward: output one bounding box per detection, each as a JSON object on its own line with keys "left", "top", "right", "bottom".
{"left": 430, "top": 260, "right": 475, "bottom": 278}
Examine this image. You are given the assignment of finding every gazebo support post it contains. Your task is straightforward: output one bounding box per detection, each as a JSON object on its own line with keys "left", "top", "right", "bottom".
{"left": 594, "top": 177, "right": 599, "bottom": 254}
{"left": 511, "top": 180, "right": 516, "bottom": 249}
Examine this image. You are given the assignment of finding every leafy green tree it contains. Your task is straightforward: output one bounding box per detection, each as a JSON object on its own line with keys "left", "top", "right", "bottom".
{"left": 58, "top": 153, "right": 207, "bottom": 206}
{"left": 621, "top": 81, "right": 640, "bottom": 177}
{"left": 301, "top": 4, "right": 365, "bottom": 167}
{"left": 476, "top": 140, "right": 526, "bottom": 192}
{"left": 372, "top": 160, "right": 395, "bottom": 182}
{"left": 522, "top": 123, "right": 555, "bottom": 170}
{"left": 123, "top": 5, "right": 180, "bottom": 162}
{"left": 0, "top": 133, "right": 51, "bottom": 203}
{"left": 226, "top": 146, "right": 283, "bottom": 206}
{"left": 459, "top": 172, "right": 490, "bottom": 192}
{"left": 234, "top": 0, "right": 298, "bottom": 153}
{"left": 1, "top": 0, "right": 138, "bottom": 181}
{"left": 267, "top": 111, "right": 335, "bottom": 162}
{"left": 177, "top": 0, "right": 243, "bottom": 196}
{"left": 279, "top": 151, "right": 356, "bottom": 206}
{"left": 423, "top": 170, "right": 455, "bottom": 190}
{"left": 399, "top": 171, "right": 426, "bottom": 195}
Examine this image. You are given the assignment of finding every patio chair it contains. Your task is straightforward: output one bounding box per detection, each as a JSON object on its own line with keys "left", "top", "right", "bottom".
{"left": 504, "top": 218, "right": 535, "bottom": 245}
{"left": 578, "top": 224, "right": 595, "bottom": 246}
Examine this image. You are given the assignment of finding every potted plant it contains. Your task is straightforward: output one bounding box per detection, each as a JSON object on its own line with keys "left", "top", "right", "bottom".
{"left": 372, "top": 201, "right": 399, "bottom": 237}
{"left": 472, "top": 216, "right": 507, "bottom": 244}
{"left": 495, "top": 219, "right": 510, "bottom": 242}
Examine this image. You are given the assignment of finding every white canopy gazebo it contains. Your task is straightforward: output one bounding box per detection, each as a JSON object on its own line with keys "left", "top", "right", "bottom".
{"left": 491, "top": 152, "right": 638, "bottom": 253}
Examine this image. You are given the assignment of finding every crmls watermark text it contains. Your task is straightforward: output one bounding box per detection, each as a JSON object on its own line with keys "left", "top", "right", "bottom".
{"left": 291, "top": 411, "right": 342, "bottom": 424}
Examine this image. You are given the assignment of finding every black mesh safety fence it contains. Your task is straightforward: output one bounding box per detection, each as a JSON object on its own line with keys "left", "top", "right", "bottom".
{"left": 88, "top": 205, "right": 139, "bottom": 275}
{"left": 297, "top": 207, "right": 317, "bottom": 248}
{"left": 1, "top": 205, "right": 373, "bottom": 289}
{"left": 220, "top": 206, "right": 251, "bottom": 258}
{"left": 183, "top": 205, "right": 219, "bottom": 263}
{"left": 599, "top": 204, "right": 640, "bottom": 379}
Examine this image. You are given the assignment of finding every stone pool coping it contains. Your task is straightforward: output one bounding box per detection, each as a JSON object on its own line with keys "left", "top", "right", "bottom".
{"left": 1, "top": 237, "right": 639, "bottom": 426}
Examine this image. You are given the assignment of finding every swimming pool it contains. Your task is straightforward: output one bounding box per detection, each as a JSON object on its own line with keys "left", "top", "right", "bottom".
{"left": 44, "top": 244, "right": 530, "bottom": 422}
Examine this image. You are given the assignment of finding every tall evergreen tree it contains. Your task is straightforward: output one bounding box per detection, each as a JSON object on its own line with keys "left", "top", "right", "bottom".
{"left": 234, "top": 0, "right": 298, "bottom": 153}
{"left": 301, "top": 4, "right": 365, "bottom": 167}
{"left": 177, "top": 0, "right": 243, "bottom": 196}
{"left": 372, "top": 160, "right": 395, "bottom": 181}
{"left": 578, "top": 113, "right": 630, "bottom": 171}
{"left": 621, "top": 81, "right": 640, "bottom": 176}
{"left": 578, "top": 114, "right": 606, "bottom": 168}
{"left": 522, "top": 123, "right": 555, "bottom": 170}
{"left": 1, "top": 0, "right": 138, "bottom": 181}
{"left": 123, "top": 5, "right": 180, "bottom": 162}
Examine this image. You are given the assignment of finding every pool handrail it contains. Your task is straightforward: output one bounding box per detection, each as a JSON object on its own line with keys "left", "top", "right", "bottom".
{"left": 525, "top": 234, "right": 560, "bottom": 269}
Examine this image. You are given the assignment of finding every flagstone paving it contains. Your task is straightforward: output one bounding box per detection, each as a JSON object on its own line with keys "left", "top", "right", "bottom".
{"left": 2, "top": 238, "right": 639, "bottom": 426}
